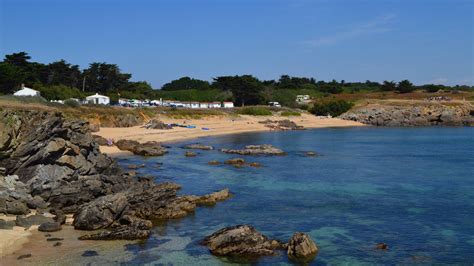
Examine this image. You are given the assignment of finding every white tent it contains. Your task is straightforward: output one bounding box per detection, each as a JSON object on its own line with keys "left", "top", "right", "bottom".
{"left": 13, "top": 86, "right": 40, "bottom": 97}
{"left": 85, "top": 93, "right": 110, "bottom": 105}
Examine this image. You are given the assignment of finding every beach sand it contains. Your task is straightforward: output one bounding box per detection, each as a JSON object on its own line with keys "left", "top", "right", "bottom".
{"left": 96, "top": 114, "right": 364, "bottom": 154}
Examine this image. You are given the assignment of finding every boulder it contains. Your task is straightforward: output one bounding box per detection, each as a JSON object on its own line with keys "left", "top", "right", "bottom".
{"left": 16, "top": 214, "right": 54, "bottom": 228}
{"left": 0, "top": 219, "right": 15, "bottom": 229}
{"left": 201, "top": 225, "right": 285, "bottom": 257}
{"left": 115, "top": 139, "right": 168, "bottom": 157}
{"left": 26, "top": 195, "right": 48, "bottom": 209}
{"left": 92, "top": 135, "right": 109, "bottom": 146}
{"left": 38, "top": 221, "right": 62, "bottom": 232}
{"left": 73, "top": 193, "right": 129, "bottom": 230}
{"left": 287, "top": 232, "right": 318, "bottom": 261}
{"left": 249, "top": 162, "right": 262, "bottom": 168}
{"left": 208, "top": 160, "right": 221, "bottom": 166}
{"left": 6, "top": 200, "right": 30, "bottom": 215}
{"left": 220, "top": 145, "right": 286, "bottom": 156}
{"left": 143, "top": 119, "right": 171, "bottom": 130}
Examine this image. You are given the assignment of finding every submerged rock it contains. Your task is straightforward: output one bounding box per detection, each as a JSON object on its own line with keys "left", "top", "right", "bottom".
{"left": 376, "top": 242, "right": 389, "bottom": 250}
{"left": 183, "top": 144, "right": 214, "bottom": 150}
{"left": 194, "top": 189, "right": 231, "bottom": 206}
{"left": 220, "top": 145, "right": 286, "bottom": 156}
{"left": 208, "top": 160, "right": 220, "bottom": 166}
{"left": 305, "top": 151, "right": 318, "bottom": 157}
{"left": 287, "top": 232, "right": 318, "bottom": 261}
{"left": 185, "top": 151, "right": 197, "bottom": 157}
{"left": 224, "top": 158, "right": 245, "bottom": 165}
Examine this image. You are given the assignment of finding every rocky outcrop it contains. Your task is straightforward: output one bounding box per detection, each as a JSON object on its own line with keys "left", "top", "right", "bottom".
{"left": 202, "top": 225, "right": 318, "bottom": 262}
{"left": 92, "top": 135, "right": 109, "bottom": 146}
{"left": 287, "top": 232, "right": 318, "bottom": 261}
{"left": 0, "top": 110, "right": 231, "bottom": 241}
{"left": 115, "top": 139, "right": 168, "bottom": 156}
{"left": 143, "top": 119, "right": 171, "bottom": 130}
{"left": 220, "top": 145, "right": 286, "bottom": 156}
{"left": 259, "top": 119, "right": 304, "bottom": 130}
{"left": 340, "top": 102, "right": 474, "bottom": 126}
{"left": 201, "top": 225, "right": 286, "bottom": 256}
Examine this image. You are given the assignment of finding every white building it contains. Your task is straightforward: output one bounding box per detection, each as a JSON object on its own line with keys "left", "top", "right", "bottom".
{"left": 199, "top": 102, "right": 209, "bottom": 108}
{"left": 222, "top": 102, "right": 234, "bottom": 108}
{"left": 296, "top": 95, "right": 311, "bottom": 104}
{"left": 13, "top": 85, "right": 40, "bottom": 97}
{"left": 209, "top": 102, "right": 222, "bottom": 108}
{"left": 86, "top": 93, "right": 110, "bottom": 105}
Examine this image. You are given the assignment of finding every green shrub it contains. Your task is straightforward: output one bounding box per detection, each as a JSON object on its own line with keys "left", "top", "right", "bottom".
{"left": 298, "top": 104, "right": 309, "bottom": 111}
{"left": 236, "top": 106, "right": 272, "bottom": 116}
{"left": 280, "top": 110, "right": 301, "bottom": 116}
{"left": 63, "top": 99, "right": 80, "bottom": 108}
{"left": 310, "top": 100, "right": 353, "bottom": 117}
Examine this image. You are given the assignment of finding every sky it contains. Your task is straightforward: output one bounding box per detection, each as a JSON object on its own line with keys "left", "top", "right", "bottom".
{"left": 1, "top": 0, "right": 473, "bottom": 88}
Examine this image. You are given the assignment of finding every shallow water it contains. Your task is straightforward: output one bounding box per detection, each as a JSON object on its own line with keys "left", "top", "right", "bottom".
{"left": 115, "top": 127, "right": 474, "bottom": 265}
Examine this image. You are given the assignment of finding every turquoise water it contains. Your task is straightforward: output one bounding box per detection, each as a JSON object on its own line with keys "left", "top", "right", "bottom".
{"left": 117, "top": 127, "right": 474, "bottom": 265}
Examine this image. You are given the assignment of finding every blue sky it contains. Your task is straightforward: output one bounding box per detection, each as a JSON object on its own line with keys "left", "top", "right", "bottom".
{"left": 1, "top": 0, "right": 473, "bottom": 87}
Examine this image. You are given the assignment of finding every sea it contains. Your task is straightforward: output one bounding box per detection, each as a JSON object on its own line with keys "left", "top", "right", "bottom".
{"left": 82, "top": 127, "right": 474, "bottom": 265}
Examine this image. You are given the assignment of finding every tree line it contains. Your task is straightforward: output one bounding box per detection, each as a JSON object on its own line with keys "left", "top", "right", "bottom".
{"left": 0, "top": 52, "right": 471, "bottom": 106}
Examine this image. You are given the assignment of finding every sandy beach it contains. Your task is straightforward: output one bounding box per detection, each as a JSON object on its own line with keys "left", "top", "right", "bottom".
{"left": 96, "top": 114, "right": 364, "bottom": 154}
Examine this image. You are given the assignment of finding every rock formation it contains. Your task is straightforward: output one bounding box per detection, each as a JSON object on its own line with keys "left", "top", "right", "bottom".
{"left": 340, "top": 102, "right": 474, "bottom": 126}
{"left": 115, "top": 139, "right": 168, "bottom": 156}
{"left": 0, "top": 110, "right": 230, "bottom": 240}
{"left": 202, "top": 225, "right": 318, "bottom": 262}
{"left": 220, "top": 145, "right": 286, "bottom": 156}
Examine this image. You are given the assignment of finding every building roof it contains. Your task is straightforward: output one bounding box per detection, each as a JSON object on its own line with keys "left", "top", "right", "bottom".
{"left": 86, "top": 93, "right": 109, "bottom": 99}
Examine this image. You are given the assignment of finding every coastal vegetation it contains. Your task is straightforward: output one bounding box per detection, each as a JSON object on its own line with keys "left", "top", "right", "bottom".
{"left": 1, "top": 52, "right": 472, "bottom": 109}
{"left": 310, "top": 100, "right": 354, "bottom": 117}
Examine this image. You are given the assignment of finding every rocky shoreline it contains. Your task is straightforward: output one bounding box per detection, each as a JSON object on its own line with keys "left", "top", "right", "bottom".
{"left": 0, "top": 110, "right": 230, "bottom": 241}
{"left": 0, "top": 110, "right": 320, "bottom": 263}
{"left": 340, "top": 102, "right": 474, "bottom": 126}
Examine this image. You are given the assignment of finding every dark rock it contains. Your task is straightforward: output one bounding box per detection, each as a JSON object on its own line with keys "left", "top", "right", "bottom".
{"left": 51, "top": 209, "right": 66, "bottom": 224}
{"left": 53, "top": 242, "right": 62, "bottom": 247}
{"left": 208, "top": 160, "right": 220, "bottom": 165}
{"left": 185, "top": 151, "right": 197, "bottom": 157}
{"left": 220, "top": 145, "right": 286, "bottom": 156}
{"left": 287, "top": 232, "right": 318, "bottom": 262}
{"left": 46, "top": 237, "right": 64, "bottom": 241}
{"left": 17, "top": 254, "right": 32, "bottom": 260}
{"left": 16, "top": 214, "right": 54, "bottom": 228}
{"left": 27, "top": 195, "right": 48, "bottom": 209}
{"left": 73, "top": 193, "right": 129, "bottom": 230}
{"left": 260, "top": 119, "right": 304, "bottom": 130}
{"left": 376, "top": 243, "right": 389, "bottom": 250}
{"left": 82, "top": 250, "right": 99, "bottom": 257}
{"left": 92, "top": 135, "right": 108, "bottom": 146}
{"left": 201, "top": 225, "right": 285, "bottom": 257}
{"left": 183, "top": 144, "right": 214, "bottom": 150}
{"left": 6, "top": 200, "right": 30, "bottom": 215}
{"left": 38, "top": 221, "right": 62, "bottom": 232}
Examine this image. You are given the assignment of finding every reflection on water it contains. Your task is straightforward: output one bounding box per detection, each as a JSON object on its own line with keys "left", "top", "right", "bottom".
{"left": 112, "top": 127, "right": 474, "bottom": 265}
